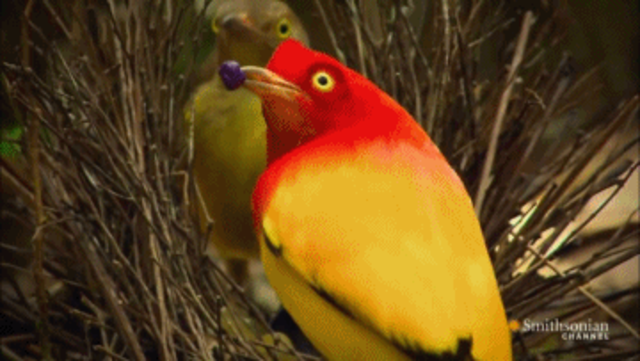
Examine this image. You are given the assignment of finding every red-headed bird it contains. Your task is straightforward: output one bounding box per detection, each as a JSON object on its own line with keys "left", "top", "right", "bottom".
{"left": 233, "top": 40, "right": 512, "bottom": 360}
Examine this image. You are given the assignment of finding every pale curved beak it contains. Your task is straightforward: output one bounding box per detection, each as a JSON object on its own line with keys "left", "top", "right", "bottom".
{"left": 240, "top": 66, "right": 307, "bottom": 103}
{"left": 220, "top": 14, "right": 267, "bottom": 43}
{"left": 240, "top": 66, "right": 313, "bottom": 139}
{"left": 221, "top": 13, "right": 251, "bottom": 31}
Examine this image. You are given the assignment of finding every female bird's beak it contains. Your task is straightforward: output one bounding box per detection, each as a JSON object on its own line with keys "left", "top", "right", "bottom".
{"left": 240, "top": 66, "right": 307, "bottom": 106}
{"left": 220, "top": 14, "right": 259, "bottom": 39}
{"left": 219, "top": 14, "right": 274, "bottom": 46}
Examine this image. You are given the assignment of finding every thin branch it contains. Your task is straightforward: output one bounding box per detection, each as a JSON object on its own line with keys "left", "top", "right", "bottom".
{"left": 312, "top": 0, "right": 345, "bottom": 63}
{"left": 475, "top": 11, "right": 534, "bottom": 215}
{"left": 526, "top": 245, "right": 640, "bottom": 340}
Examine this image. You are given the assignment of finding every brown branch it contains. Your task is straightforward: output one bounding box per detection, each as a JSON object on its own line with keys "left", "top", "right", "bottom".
{"left": 80, "top": 241, "right": 146, "bottom": 361}
{"left": 475, "top": 11, "right": 534, "bottom": 215}
{"left": 313, "top": 0, "right": 345, "bottom": 63}
{"left": 526, "top": 245, "right": 640, "bottom": 340}
{"left": 28, "top": 107, "right": 50, "bottom": 358}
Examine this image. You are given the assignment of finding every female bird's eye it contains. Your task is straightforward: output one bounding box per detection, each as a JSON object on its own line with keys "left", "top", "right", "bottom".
{"left": 212, "top": 18, "right": 220, "bottom": 34}
{"left": 276, "top": 18, "right": 292, "bottom": 39}
{"left": 311, "top": 71, "right": 335, "bottom": 92}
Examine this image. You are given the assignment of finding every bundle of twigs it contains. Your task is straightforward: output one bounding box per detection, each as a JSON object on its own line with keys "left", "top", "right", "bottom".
{"left": 1, "top": 1, "right": 303, "bottom": 360}
{"left": 1, "top": 0, "right": 637, "bottom": 360}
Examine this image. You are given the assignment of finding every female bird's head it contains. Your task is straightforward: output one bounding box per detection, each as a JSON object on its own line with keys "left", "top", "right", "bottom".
{"left": 240, "top": 40, "right": 420, "bottom": 163}
{"left": 212, "top": 1, "right": 309, "bottom": 66}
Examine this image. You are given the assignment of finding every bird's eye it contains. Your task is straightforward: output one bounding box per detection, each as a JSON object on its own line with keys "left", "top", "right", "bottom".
{"left": 311, "top": 71, "right": 335, "bottom": 92}
{"left": 276, "top": 18, "right": 292, "bottom": 39}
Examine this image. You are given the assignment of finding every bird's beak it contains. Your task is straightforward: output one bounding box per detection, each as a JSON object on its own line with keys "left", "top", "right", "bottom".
{"left": 241, "top": 66, "right": 313, "bottom": 139}
{"left": 220, "top": 13, "right": 265, "bottom": 42}
{"left": 241, "top": 66, "right": 308, "bottom": 105}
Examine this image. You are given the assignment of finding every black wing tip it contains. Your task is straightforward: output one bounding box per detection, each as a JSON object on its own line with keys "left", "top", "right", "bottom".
{"left": 313, "top": 284, "right": 474, "bottom": 361}
{"left": 399, "top": 337, "right": 474, "bottom": 361}
{"left": 263, "top": 229, "right": 283, "bottom": 257}
{"left": 313, "top": 285, "right": 356, "bottom": 320}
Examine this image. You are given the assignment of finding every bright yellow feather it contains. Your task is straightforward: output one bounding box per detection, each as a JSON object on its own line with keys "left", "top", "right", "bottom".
{"left": 261, "top": 234, "right": 413, "bottom": 360}
{"left": 259, "top": 142, "right": 512, "bottom": 360}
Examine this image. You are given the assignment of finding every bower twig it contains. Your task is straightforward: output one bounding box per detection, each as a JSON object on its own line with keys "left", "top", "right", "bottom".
{"left": 1, "top": 0, "right": 637, "bottom": 360}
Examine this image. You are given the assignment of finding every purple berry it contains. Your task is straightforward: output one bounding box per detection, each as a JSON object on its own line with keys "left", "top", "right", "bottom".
{"left": 219, "top": 61, "right": 246, "bottom": 90}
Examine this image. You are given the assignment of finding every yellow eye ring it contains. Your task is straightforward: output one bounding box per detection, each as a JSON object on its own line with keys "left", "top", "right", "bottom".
{"left": 212, "top": 18, "right": 220, "bottom": 34}
{"left": 276, "top": 18, "right": 292, "bottom": 39}
{"left": 312, "top": 71, "right": 335, "bottom": 92}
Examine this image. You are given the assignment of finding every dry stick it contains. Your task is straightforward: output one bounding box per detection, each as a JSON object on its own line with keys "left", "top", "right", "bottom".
{"left": 0, "top": 346, "right": 23, "bottom": 361}
{"left": 468, "top": 18, "right": 517, "bottom": 49}
{"left": 474, "top": 11, "right": 533, "bottom": 215}
{"left": 359, "top": 0, "right": 383, "bottom": 46}
{"left": 94, "top": 346, "right": 130, "bottom": 361}
{"left": 560, "top": 137, "right": 640, "bottom": 208}
{"left": 1, "top": 158, "right": 34, "bottom": 208}
{"left": 434, "top": 0, "right": 453, "bottom": 134}
{"left": 587, "top": 210, "right": 640, "bottom": 264}
{"left": 146, "top": 142, "right": 172, "bottom": 361}
{"left": 137, "top": 67, "right": 172, "bottom": 361}
{"left": 185, "top": 102, "right": 196, "bottom": 208}
{"left": 205, "top": 271, "right": 264, "bottom": 359}
{"left": 572, "top": 350, "right": 640, "bottom": 361}
{"left": 520, "top": 97, "right": 639, "bottom": 242}
{"left": 29, "top": 92, "right": 155, "bottom": 302}
{"left": 463, "top": 0, "right": 485, "bottom": 36}
{"left": 22, "top": 0, "right": 51, "bottom": 357}
{"left": 81, "top": 241, "right": 146, "bottom": 361}
{"left": 440, "top": 0, "right": 452, "bottom": 76}
{"left": 397, "top": 5, "right": 430, "bottom": 71}
{"left": 312, "top": 0, "right": 345, "bottom": 63}
{"left": 21, "top": 0, "right": 35, "bottom": 67}
{"left": 407, "top": 50, "right": 422, "bottom": 126}
{"left": 504, "top": 163, "right": 638, "bottom": 293}
{"left": 346, "top": 0, "right": 367, "bottom": 76}
{"left": 544, "top": 162, "right": 639, "bottom": 257}
{"left": 51, "top": 144, "right": 153, "bottom": 361}
{"left": 454, "top": 18, "right": 477, "bottom": 142}
{"left": 29, "top": 107, "right": 51, "bottom": 360}
{"left": 525, "top": 245, "right": 640, "bottom": 340}
{"left": 106, "top": 0, "right": 135, "bottom": 161}
{"left": 42, "top": 0, "right": 73, "bottom": 40}
{"left": 129, "top": 3, "right": 171, "bottom": 358}
{"left": 82, "top": 296, "right": 116, "bottom": 361}
{"left": 180, "top": 299, "right": 212, "bottom": 361}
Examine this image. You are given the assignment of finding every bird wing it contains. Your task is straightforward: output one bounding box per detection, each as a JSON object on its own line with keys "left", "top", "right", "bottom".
{"left": 258, "top": 140, "right": 511, "bottom": 360}
{"left": 185, "top": 77, "right": 266, "bottom": 260}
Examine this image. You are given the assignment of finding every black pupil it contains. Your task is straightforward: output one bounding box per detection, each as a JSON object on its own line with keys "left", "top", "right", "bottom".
{"left": 280, "top": 23, "right": 289, "bottom": 34}
{"left": 318, "top": 76, "right": 328, "bottom": 86}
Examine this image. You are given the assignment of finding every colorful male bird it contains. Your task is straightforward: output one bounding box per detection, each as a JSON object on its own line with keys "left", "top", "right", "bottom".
{"left": 233, "top": 40, "right": 513, "bottom": 360}
{"left": 185, "top": 0, "right": 308, "bottom": 284}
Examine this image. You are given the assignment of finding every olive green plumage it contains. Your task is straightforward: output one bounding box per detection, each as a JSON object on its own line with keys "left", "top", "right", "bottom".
{"left": 185, "top": 0, "right": 308, "bottom": 283}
